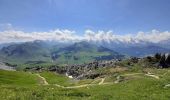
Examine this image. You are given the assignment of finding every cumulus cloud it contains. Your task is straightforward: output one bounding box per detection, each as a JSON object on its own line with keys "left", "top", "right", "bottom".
{"left": 135, "top": 30, "right": 170, "bottom": 43}
{"left": 84, "top": 29, "right": 170, "bottom": 44}
{"left": 0, "top": 27, "right": 170, "bottom": 44}
{"left": 0, "top": 29, "right": 82, "bottom": 43}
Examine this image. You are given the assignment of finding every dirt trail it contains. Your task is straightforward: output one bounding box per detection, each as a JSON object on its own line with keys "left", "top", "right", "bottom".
{"left": 99, "top": 78, "right": 105, "bottom": 85}
{"left": 122, "top": 73, "right": 143, "bottom": 76}
{"left": 35, "top": 72, "right": 160, "bottom": 89}
{"left": 54, "top": 78, "right": 107, "bottom": 89}
{"left": 54, "top": 84, "right": 95, "bottom": 89}
{"left": 35, "top": 74, "right": 108, "bottom": 88}
{"left": 122, "top": 72, "right": 160, "bottom": 79}
{"left": 145, "top": 72, "right": 160, "bottom": 79}
{"left": 36, "top": 74, "right": 49, "bottom": 85}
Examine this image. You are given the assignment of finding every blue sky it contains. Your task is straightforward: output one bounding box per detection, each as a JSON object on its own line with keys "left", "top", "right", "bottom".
{"left": 0, "top": 0, "right": 170, "bottom": 34}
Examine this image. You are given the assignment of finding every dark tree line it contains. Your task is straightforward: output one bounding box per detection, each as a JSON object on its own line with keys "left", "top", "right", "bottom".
{"left": 154, "top": 53, "right": 170, "bottom": 68}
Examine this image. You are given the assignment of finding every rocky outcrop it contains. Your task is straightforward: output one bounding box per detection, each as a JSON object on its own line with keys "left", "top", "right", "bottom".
{"left": 25, "top": 59, "right": 118, "bottom": 79}
{"left": 0, "top": 62, "right": 16, "bottom": 71}
{"left": 65, "top": 60, "right": 117, "bottom": 79}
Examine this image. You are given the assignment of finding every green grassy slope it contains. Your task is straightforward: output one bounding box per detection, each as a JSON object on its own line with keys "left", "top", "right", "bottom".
{"left": 0, "top": 70, "right": 38, "bottom": 86}
{"left": 40, "top": 72, "right": 73, "bottom": 86}
{"left": 0, "top": 68, "right": 170, "bottom": 100}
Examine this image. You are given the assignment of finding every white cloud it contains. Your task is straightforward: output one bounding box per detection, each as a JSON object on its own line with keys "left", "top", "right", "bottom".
{"left": 135, "top": 30, "right": 170, "bottom": 43}
{"left": 0, "top": 26, "right": 170, "bottom": 44}
{"left": 0, "top": 29, "right": 82, "bottom": 43}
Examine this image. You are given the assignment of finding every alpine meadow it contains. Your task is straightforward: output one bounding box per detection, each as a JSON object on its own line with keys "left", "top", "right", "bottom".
{"left": 0, "top": 0, "right": 170, "bottom": 100}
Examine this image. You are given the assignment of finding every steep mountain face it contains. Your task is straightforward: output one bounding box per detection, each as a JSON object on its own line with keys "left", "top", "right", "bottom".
{"left": 51, "top": 41, "right": 125, "bottom": 64}
{"left": 0, "top": 41, "right": 51, "bottom": 63}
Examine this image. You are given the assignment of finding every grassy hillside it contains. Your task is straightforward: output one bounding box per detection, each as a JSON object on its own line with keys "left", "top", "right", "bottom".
{"left": 0, "top": 67, "right": 170, "bottom": 100}
{"left": 0, "top": 70, "right": 38, "bottom": 86}
{"left": 40, "top": 72, "right": 72, "bottom": 86}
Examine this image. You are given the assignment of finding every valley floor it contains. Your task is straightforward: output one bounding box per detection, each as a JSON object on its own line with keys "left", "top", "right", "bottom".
{"left": 0, "top": 68, "right": 170, "bottom": 100}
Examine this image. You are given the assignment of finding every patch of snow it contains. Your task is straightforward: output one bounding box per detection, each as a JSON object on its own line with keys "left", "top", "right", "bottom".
{"left": 66, "top": 73, "right": 73, "bottom": 78}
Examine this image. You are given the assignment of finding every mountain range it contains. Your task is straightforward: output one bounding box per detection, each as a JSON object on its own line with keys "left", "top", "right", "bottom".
{"left": 0, "top": 41, "right": 124, "bottom": 65}
{"left": 0, "top": 39, "right": 169, "bottom": 65}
